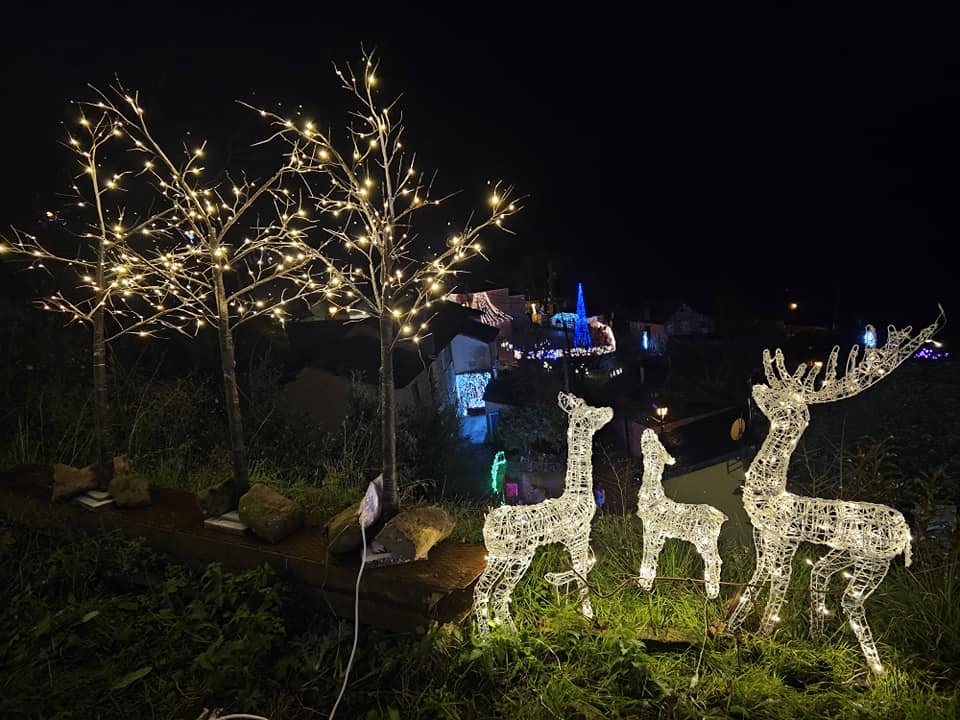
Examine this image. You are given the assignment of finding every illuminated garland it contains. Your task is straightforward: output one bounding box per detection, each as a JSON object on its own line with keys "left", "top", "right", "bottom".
{"left": 636, "top": 429, "right": 727, "bottom": 598}
{"left": 725, "top": 313, "right": 944, "bottom": 674}
{"left": 456, "top": 371, "right": 492, "bottom": 416}
{"left": 474, "top": 392, "right": 613, "bottom": 636}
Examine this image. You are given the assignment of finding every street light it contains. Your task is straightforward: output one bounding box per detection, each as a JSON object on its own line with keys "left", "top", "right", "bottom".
{"left": 655, "top": 405, "right": 669, "bottom": 433}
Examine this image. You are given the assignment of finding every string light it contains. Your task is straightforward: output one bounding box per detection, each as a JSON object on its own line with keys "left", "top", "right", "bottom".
{"left": 635, "top": 429, "right": 727, "bottom": 598}
{"left": 474, "top": 393, "right": 613, "bottom": 636}
{"left": 725, "top": 312, "right": 944, "bottom": 674}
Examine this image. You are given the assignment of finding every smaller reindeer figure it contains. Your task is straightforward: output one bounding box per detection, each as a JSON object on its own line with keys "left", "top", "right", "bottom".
{"left": 636, "top": 429, "right": 727, "bottom": 598}
{"left": 474, "top": 392, "right": 613, "bottom": 637}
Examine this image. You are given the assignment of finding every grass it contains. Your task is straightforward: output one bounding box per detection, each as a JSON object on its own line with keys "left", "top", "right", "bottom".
{"left": 1, "top": 505, "right": 958, "bottom": 719}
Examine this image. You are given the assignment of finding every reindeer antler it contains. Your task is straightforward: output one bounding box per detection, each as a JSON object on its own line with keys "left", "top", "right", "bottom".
{"left": 761, "top": 307, "right": 945, "bottom": 405}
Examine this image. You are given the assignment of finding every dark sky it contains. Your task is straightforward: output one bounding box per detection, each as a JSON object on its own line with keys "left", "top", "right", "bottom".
{"left": 2, "top": 7, "right": 957, "bottom": 330}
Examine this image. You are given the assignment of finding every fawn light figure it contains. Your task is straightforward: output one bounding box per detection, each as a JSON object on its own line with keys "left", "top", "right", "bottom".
{"left": 474, "top": 392, "right": 613, "bottom": 637}
{"left": 636, "top": 429, "right": 727, "bottom": 598}
{"left": 725, "top": 310, "right": 944, "bottom": 674}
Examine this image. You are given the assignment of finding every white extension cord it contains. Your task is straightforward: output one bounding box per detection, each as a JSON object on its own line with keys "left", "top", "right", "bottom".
{"left": 328, "top": 478, "right": 380, "bottom": 720}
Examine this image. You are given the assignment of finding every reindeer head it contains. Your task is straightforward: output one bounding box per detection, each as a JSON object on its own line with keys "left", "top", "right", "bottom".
{"left": 558, "top": 391, "right": 614, "bottom": 430}
{"left": 641, "top": 428, "right": 675, "bottom": 467}
{"left": 752, "top": 309, "right": 945, "bottom": 424}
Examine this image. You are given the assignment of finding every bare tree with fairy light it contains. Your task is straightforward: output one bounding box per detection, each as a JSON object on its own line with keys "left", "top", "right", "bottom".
{"left": 3, "top": 85, "right": 335, "bottom": 504}
{"left": 260, "top": 50, "right": 522, "bottom": 517}
{"left": 1, "top": 103, "right": 181, "bottom": 487}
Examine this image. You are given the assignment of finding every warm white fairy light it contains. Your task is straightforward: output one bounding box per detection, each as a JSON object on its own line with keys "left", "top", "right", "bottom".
{"left": 635, "top": 429, "right": 727, "bottom": 598}
{"left": 474, "top": 392, "right": 613, "bottom": 637}
{"left": 258, "top": 49, "right": 522, "bottom": 514}
{"left": 3, "top": 82, "right": 344, "bottom": 496}
{"left": 725, "top": 311, "right": 944, "bottom": 674}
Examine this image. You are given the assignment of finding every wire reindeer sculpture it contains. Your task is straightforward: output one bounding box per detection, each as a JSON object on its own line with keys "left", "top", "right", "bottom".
{"left": 474, "top": 392, "right": 613, "bottom": 637}
{"left": 725, "top": 310, "right": 944, "bottom": 673}
{"left": 636, "top": 428, "right": 727, "bottom": 598}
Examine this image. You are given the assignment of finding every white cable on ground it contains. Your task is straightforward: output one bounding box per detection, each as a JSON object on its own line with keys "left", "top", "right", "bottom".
{"left": 328, "top": 519, "right": 366, "bottom": 720}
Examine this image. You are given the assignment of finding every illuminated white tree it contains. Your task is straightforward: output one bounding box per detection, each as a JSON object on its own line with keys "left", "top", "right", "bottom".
{"left": 474, "top": 392, "right": 612, "bottom": 637}
{"left": 636, "top": 428, "right": 727, "bottom": 598}
{"left": 263, "top": 50, "right": 521, "bottom": 516}
{"left": 725, "top": 310, "right": 944, "bottom": 674}
{"left": 1, "top": 105, "right": 183, "bottom": 485}
{"left": 72, "top": 84, "right": 333, "bottom": 502}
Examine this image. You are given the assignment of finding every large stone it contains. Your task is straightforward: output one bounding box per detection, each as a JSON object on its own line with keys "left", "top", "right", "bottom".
{"left": 238, "top": 484, "right": 304, "bottom": 543}
{"left": 325, "top": 501, "right": 365, "bottom": 554}
{"left": 80, "top": 455, "right": 129, "bottom": 490}
{"left": 51, "top": 463, "right": 97, "bottom": 502}
{"left": 197, "top": 480, "right": 236, "bottom": 517}
{"left": 108, "top": 469, "right": 151, "bottom": 508}
{"left": 373, "top": 505, "right": 455, "bottom": 561}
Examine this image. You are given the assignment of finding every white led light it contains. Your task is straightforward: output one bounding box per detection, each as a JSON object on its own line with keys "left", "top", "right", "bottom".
{"left": 635, "top": 429, "right": 727, "bottom": 598}
{"left": 474, "top": 392, "right": 613, "bottom": 636}
{"left": 726, "top": 312, "right": 943, "bottom": 674}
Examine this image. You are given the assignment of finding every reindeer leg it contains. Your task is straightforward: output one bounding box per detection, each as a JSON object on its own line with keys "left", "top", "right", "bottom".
{"left": 700, "top": 532, "right": 723, "bottom": 599}
{"left": 727, "top": 528, "right": 772, "bottom": 632}
{"left": 758, "top": 540, "right": 798, "bottom": 635}
{"left": 567, "top": 535, "right": 596, "bottom": 619}
{"left": 809, "top": 548, "right": 851, "bottom": 638}
{"left": 474, "top": 555, "right": 509, "bottom": 638}
{"left": 842, "top": 556, "right": 890, "bottom": 674}
{"left": 490, "top": 554, "right": 533, "bottom": 634}
{"left": 637, "top": 527, "right": 665, "bottom": 592}
{"left": 546, "top": 545, "right": 595, "bottom": 587}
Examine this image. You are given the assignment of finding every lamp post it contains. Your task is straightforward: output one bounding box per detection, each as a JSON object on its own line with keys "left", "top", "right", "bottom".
{"left": 655, "top": 406, "right": 669, "bottom": 434}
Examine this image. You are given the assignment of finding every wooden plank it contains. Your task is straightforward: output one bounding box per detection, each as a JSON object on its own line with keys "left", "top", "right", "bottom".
{"left": 0, "top": 465, "right": 487, "bottom": 631}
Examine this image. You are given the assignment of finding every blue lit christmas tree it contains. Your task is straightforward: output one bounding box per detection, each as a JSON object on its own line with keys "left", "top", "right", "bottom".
{"left": 574, "top": 282, "right": 592, "bottom": 349}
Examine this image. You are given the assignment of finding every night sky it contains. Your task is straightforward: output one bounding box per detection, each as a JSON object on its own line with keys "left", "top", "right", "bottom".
{"left": 2, "top": 7, "right": 957, "bottom": 333}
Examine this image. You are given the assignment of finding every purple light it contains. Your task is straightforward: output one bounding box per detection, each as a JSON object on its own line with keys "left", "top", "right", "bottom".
{"left": 913, "top": 347, "right": 949, "bottom": 361}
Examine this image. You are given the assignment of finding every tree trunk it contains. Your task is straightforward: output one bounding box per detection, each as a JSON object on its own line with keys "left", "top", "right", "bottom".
{"left": 91, "top": 305, "right": 114, "bottom": 489}
{"left": 380, "top": 310, "right": 399, "bottom": 517}
{"left": 213, "top": 266, "right": 249, "bottom": 501}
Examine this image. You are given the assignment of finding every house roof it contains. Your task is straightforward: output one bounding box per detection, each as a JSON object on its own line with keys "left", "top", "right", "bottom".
{"left": 286, "top": 300, "right": 498, "bottom": 389}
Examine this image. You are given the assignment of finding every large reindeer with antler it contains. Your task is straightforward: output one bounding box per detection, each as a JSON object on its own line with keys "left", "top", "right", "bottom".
{"left": 474, "top": 392, "right": 613, "bottom": 637}
{"left": 725, "top": 310, "right": 944, "bottom": 674}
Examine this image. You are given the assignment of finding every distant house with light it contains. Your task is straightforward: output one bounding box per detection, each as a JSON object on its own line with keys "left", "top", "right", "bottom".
{"left": 282, "top": 301, "right": 499, "bottom": 442}
{"left": 627, "top": 301, "right": 715, "bottom": 355}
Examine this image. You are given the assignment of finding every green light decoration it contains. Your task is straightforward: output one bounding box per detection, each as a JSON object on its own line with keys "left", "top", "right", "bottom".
{"left": 490, "top": 450, "right": 507, "bottom": 500}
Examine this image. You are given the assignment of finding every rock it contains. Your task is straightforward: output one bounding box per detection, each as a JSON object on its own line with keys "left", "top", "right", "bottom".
{"left": 198, "top": 479, "right": 236, "bottom": 517}
{"left": 51, "top": 463, "right": 98, "bottom": 502}
{"left": 80, "top": 455, "right": 129, "bottom": 490}
{"left": 325, "top": 501, "right": 365, "bottom": 554}
{"left": 108, "top": 469, "right": 151, "bottom": 508}
{"left": 238, "top": 484, "right": 304, "bottom": 543}
{"left": 373, "top": 505, "right": 455, "bottom": 561}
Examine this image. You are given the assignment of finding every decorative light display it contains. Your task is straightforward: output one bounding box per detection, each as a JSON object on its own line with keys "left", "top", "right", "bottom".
{"left": 2, "top": 85, "right": 340, "bottom": 491}
{"left": 474, "top": 392, "right": 613, "bottom": 636}
{"left": 636, "top": 429, "right": 727, "bottom": 598}
{"left": 456, "top": 371, "right": 492, "bottom": 416}
{"left": 263, "top": 50, "right": 522, "bottom": 513}
{"left": 490, "top": 450, "right": 507, "bottom": 500}
{"left": 574, "top": 282, "right": 592, "bottom": 349}
{"left": 725, "top": 312, "right": 944, "bottom": 674}
{"left": 863, "top": 327, "right": 877, "bottom": 349}
{"left": 447, "top": 291, "right": 513, "bottom": 327}
{"left": 550, "top": 312, "right": 578, "bottom": 328}
{"left": 642, "top": 329, "right": 650, "bottom": 351}
{"left": 914, "top": 346, "right": 949, "bottom": 361}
